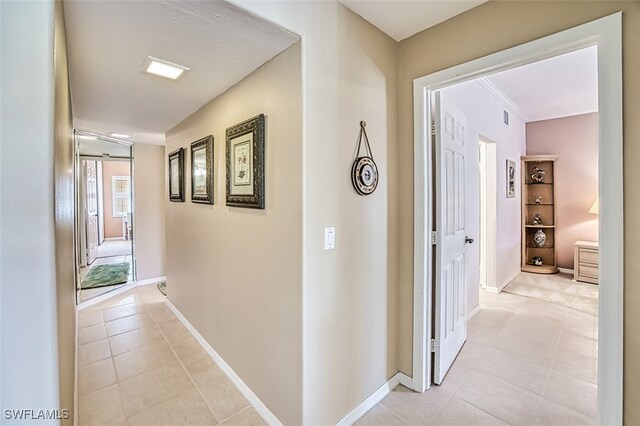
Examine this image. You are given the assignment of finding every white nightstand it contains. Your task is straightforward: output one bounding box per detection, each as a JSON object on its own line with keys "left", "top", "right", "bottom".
{"left": 574, "top": 240, "right": 599, "bottom": 284}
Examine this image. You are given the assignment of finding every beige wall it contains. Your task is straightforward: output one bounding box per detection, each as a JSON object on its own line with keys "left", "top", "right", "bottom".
{"left": 54, "top": 1, "right": 76, "bottom": 422}
{"left": 165, "top": 43, "right": 302, "bottom": 425}
{"left": 134, "top": 144, "right": 166, "bottom": 280}
{"left": 397, "top": 1, "right": 640, "bottom": 422}
{"left": 219, "top": 2, "right": 399, "bottom": 422}
{"left": 102, "top": 161, "right": 130, "bottom": 239}
{"left": 527, "top": 113, "right": 599, "bottom": 269}
{"left": 301, "top": 5, "right": 398, "bottom": 424}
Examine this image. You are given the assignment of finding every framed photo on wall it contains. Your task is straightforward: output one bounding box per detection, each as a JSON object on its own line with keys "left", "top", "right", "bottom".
{"left": 506, "top": 159, "right": 516, "bottom": 198}
{"left": 226, "top": 114, "right": 265, "bottom": 209}
{"left": 168, "top": 147, "right": 185, "bottom": 202}
{"left": 190, "top": 135, "right": 214, "bottom": 204}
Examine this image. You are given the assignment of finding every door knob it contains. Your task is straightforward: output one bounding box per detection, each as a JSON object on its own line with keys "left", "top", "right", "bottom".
{"left": 465, "top": 236, "right": 474, "bottom": 244}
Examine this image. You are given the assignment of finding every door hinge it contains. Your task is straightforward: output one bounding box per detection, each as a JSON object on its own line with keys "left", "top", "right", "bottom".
{"left": 431, "top": 231, "right": 437, "bottom": 245}
{"left": 431, "top": 121, "right": 437, "bottom": 136}
{"left": 430, "top": 338, "right": 438, "bottom": 353}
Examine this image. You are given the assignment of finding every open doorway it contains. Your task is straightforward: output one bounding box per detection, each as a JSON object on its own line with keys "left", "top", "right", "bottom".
{"left": 478, "top": 138, "right": 497, "bottom": 293}
{"left": 75, "top": 131, "right": 135, "bottom": 302}
{"left": 429, "top": 45, "right": 600, "bottom": 420}
{"left": 409, "top": 13, "right": 622, "bottom": 425}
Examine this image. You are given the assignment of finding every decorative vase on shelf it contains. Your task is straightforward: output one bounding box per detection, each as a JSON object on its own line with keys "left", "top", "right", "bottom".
{"left": 530, "top": 167, "right": 546, "bottom": 184}
{"left": 534, "top": 195, "right": 543, "bottom": 205}
{"left": 533, "top": 229, "right": 547, "bottom": 247}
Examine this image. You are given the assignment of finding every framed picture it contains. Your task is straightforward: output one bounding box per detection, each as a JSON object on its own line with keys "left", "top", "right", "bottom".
{"left": 226, "top": 114, "right": 265, "bottom": 209}
{"left": 506, "top": 159, "right": 516, "bottom": 198}
{"left": 190, "top": 135, "right": 214, "bottom": 204}
{"left": 168, "top": 147, "right": 184, "bottom": 202}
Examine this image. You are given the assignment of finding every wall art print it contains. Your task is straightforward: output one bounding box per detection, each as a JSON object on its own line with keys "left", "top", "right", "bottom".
{"left": 506, "top": 159, "right": 516, "bottom": 198}
{"left": 226, "top": 114, "right": 265, "bottom": 209}
{"left": 168, "top": 147, "right": 184, "bottom": 202}
{"left": 190, "top": 135, "right": 214, "bottom": 204}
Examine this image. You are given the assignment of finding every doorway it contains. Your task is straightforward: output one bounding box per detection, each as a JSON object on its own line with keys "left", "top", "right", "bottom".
{"left": 75, "top": 130, "right": 136, "bottom": 302}
{"left": 478, "top": 139, "right": 497, "bottom": 292}
{"left": 411, "top": 13, "right": 622, "bottom": 424}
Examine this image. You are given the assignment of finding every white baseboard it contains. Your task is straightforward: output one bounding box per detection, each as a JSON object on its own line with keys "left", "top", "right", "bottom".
{"left": 77, "top": 281, "right": 137, "bottom": 310}
{"left": 485, "top": 269, "right": 520, "bottom": 294}
{"left": 136, "top": 276, "right": 166, "bottom": 286}
{"left": 164, "top": 299, "right": 282, "bottom": 426}
{"left": 397, "top": 372, "right": 413, "bottom": 389}
{"left": 336, "top": 372, "right": 408, "bottom": 426}
{"left": 558, "top": 268, "right": 574, "bottom": 275}
{"left": 467, "top": 304, "right": 481, "bottom": 320}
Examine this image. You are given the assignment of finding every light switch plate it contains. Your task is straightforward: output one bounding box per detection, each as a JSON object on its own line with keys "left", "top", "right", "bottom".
{"left": 324, "top": 227, "right": 335, "bottom": 250}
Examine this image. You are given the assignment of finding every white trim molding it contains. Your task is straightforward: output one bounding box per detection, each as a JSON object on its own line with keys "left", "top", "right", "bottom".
{"left": 558, "top": 267, "right": 575, "bottom": 275}
{"left": 136, "top": 276, "right": 166, "bottom": 286}
{"left": 412, "top": 13, "right": 623, "bottom": 425}
{"left": 335, "top": 372, "right": 413, "bottom": 426}
{"left": 476, "top": 77, "right": 529, "bottom": 122}
{"left": 467, "top": 304, "right": 482, "bottom": 320}
{"left": 164, "top": 299, "right": 282, "bottom": 426}
{"left": 484, "top": 269, "right": 520, "bottom": 294}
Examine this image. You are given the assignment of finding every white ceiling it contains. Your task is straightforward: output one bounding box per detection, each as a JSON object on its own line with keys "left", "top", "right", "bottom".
{"left": 485, "top": 46, "right": 598, "bottom": 122}
{"left": 64, "top": 0, "right": 298, "bottom": 145}
{"left": 339, "top": 0, "right": 487, "bottom": 41}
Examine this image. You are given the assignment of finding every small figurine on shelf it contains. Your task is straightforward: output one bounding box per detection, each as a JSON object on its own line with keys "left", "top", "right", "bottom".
{"left": 534, "top": 195, "right": 543, "bottom": 205}
{"left": 532, "top": 256, "right": 543, "bottom": 266}
{"left": 532, "top": 214, "right": 543, "bottom": 225}
{"left": 533, "top": 229, "right": 547, "bottom": 247}
{"left": 530, "top": 167, "right": 546, "bottom": 184}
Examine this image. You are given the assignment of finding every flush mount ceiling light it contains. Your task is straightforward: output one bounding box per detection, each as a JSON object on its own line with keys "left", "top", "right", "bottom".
{"left": 78, "top": 135, "right": 97, "bottom": 141}
{"left": 141, "top": 56, "right": 190, "bottom": 80}
{"left": 110, "top": 132, "right": 130, "bottom": 139}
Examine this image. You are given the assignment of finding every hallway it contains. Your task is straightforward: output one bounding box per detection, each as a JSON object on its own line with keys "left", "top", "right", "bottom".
{"left": 357, "top": 289, "right": 597, "bottom": 426}
{"left": 77, "top": 285, "right": 265, "bottom": 425}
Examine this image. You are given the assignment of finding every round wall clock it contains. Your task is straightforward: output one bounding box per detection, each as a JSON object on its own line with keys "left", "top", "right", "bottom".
{"left": 351, "top": 156, "right": 378, "bottom": 195}
{"left": 351, "top": 121, "right": 379, "bottom": 196}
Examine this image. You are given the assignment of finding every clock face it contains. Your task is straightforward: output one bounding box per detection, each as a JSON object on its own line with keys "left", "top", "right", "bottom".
{"left": 351, "top": 156, "right": 378, "bottom": 195}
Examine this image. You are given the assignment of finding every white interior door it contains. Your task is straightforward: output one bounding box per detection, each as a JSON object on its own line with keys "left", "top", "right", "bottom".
{"left": 433, "top": 92, "right": 469, "bottom": 384}
{"left": 96, "top": 161, "right": 105, "bottom": 245}
{"left": 86, "top": 161, "right": 99, "bottom": 264}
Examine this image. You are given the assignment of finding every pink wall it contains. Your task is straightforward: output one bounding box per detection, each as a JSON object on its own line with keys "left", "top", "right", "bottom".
{"left": 102, "top": 161, "right": 130, "bottom": 239}
{"left": 526, "top": 113, "right": 598, "bottom": 269}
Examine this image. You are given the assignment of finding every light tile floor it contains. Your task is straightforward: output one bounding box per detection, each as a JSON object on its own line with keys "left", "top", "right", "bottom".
{"left": 77, "top": 285, "right": 266, "bottom": 426}
{"left": 357, "top": 289, "right": 598, "bottom": 426}
{"left": 503, "top": 272, "right": 598, "bottom": 316}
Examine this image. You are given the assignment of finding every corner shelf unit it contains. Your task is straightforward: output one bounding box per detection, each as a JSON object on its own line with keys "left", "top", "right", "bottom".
{"left": 521, "top": 155, "right": 559, "bottom": 274}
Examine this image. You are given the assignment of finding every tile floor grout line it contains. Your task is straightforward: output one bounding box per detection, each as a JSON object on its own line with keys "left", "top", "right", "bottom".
{"left": 110, "top": 291, "right": 201, "bottom": 423}
{"left": 113, "top": 294, "right": 149, "bottom": 426}
{"left": 151, "top": 296, "right": 223, "bottom": 425}
{"left": 375, "top": 404, "right": 411, "bottom": 425}
{"left": 425, "top": 390, "right": 456, "bottom": 426}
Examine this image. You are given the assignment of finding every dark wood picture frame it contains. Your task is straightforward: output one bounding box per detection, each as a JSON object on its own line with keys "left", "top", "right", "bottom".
{"left": 168, "top": 147, "right": 185, "bottom": 202}
{"left": 226, "top": 114, "right": 265, "bottom": 209}
{"left": 506, "top": 159, "right": 516, "bottom": 198}
{"left": 190, "top": 135, "right": 214, "bottom": 204}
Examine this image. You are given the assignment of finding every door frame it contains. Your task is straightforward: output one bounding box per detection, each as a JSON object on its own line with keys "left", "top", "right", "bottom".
{"left": 411, "top": 13, "right": 623, "bottom": 425}
{"left": 74, "top": 130, "right": 136, "bottom": 305}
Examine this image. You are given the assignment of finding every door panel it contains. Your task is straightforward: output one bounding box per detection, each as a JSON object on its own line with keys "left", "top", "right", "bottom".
{"left": 434, "top": 93, "right": 468, "bottom": 384}
{"left": 86, "top": 161, "right": 98, "bottom": 265}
